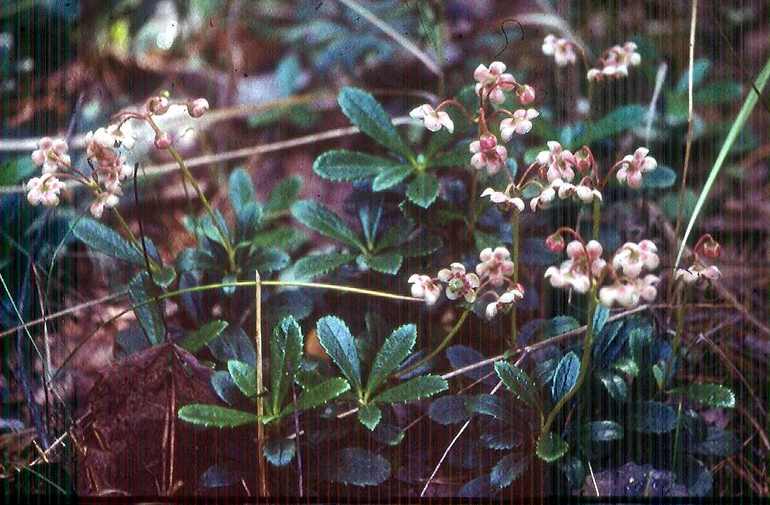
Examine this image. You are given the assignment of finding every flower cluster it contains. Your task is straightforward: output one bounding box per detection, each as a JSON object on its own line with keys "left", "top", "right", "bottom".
{"left": 544, "top": 233, "right": 661, "bottom": 309}
{"left": 408, "top": 246, "right": 524, "bottom": 319}
{"left": 542, "top": 34, "right": 578, "bottom": 66}
{"left": 675, "top": 234, "right": 722, "bottom": 286}
{"left": 25, "top": 96, "right": 209, "bottom": 218}
{"left": 587, "top": 42, "right": 641, "bottom": 81}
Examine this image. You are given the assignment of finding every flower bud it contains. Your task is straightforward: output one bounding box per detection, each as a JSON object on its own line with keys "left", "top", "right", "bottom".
{"left": 517, "top": 84, "right": 535, "bottom": 105}
{"left": 575, "top": 146, "right": 593, "bottom": 173}
{"left": 699, "top": 235, "right": 721, "bottom": 259}
{"left": 187, "top": 98, "right": 210, "bottom": 118}
{"left": 154, "top": 132, "right": 172, "bottom": 150}
{"left": 147, "top": 96, "right": 170, "bottom": 115}
{"left": 479, "top": 133, "right": 497, "bottom": 151}
{"left": 545, "top": 233, "right": 565, "bottom": 253}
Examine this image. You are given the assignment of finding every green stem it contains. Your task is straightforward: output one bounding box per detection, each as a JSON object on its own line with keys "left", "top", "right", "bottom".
{"left": 398, "top": 309, "right": 470, "bottom": 379}
{"left": 591, "top": 199, "right": 601, "bottom": 241}
{"left": 510, "top": 211, "right": 520, "bottom": 347}
{"left": 467, "top": 171, "right": 478, "bottom": 242}
{"left": 111, "top": 208, "right": 159, "bottom": 272}
{"left": 167, "top": 146, "right": 237, "bottom": 272}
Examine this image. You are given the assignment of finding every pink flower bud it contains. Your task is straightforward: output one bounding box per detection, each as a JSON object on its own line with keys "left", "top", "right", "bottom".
{"left": 575, "top": 146, "right": 593, "bottom": 173}
{"left": 479, "top": 134, "right": 497, "bottom": 151}
{"left": 187, "top": 98, "right": 210, "bottom": 118}
{"left": 154, "top": 133, "right": 172, "bottom": 150}
{"left": 699, "top": 235, "right": 721, "bottom": 259}
{"left": 147, "top": 96, "right": 170, "bottom": 115}
{"left": 517, "top": 84, "right": 535, "bottom": 105}
{"left": 546, "top": 234, "right": 565, "bottom": 253}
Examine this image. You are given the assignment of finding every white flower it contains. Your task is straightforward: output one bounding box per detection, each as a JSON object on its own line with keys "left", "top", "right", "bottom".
{"left": 89, "top": 191, "right": 120, "bottom": 219}
{"left": 485, "top": 285, "right": 524, "bottom": 319}
{"left": 575, "top": 184, "right": 602, "bottom": 203}
{"left": 545, "top": 261, "right": 591, "bottom": 294}
{"left": 26, "top": 173, "right": 64, "bottom": 207}
{"left": 500, "top": 108, "right": 539, "bottom": 141}
{"left": 470, "top": 134, "right": 507, "bottom": 175}
{"left": 476, "top": 247, "right": 514, "bottom": 287}
{"left": 635, "top": 274, "right": 660, "bottom": 302}
{"left": 474, "top": 61, "right": 517, "bottom": 104}
{"left": 599, "top": 274, "right": 659, "bottom": 308}
{"left": 612, "top": 240, "right": 660, "bottom": 279}
{"left": 529, "top": 183, "right": 557, "bottom": 211}
{"left": 588, "top": 42, "right": 642, "bottom": 81}
{"left": 617, "top": 147, "right": 657, "bottom": 189}
{"left": 481, "top": 188, "right": 524, "bottom": 212}
{"left": 410, "top": 103, "right": 454, "bottom": 133}
{"left": 675, "top": 264, "right": 721, "bottom": 285}
{"left": 437, "top": 263, "right": 480, "bottom": 303}
{"left": 408, "top": 274, "right": 441, "bottom": 305}
{"left": 542, "top": 34, "right": 577, "bottom": 66}
{"left": 31, "top": 137, "right": 70, "bottom": 174}
{"left": 536, "top": 141, "right": 577, "bottom": 182}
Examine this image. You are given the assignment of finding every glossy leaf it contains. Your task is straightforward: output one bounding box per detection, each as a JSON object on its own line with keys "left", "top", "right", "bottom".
{"left": 178, "top": 404, "right": 258, "bottom": 428}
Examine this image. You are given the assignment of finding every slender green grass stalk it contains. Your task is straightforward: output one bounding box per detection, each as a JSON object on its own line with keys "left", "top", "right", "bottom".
{"left": 675, "top": 54, "right": 770, "bottom": 268}
{"left": 254, "top": 271, "right": 269, "bottom": 496}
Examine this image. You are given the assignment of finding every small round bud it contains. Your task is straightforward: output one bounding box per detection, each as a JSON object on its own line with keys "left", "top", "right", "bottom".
{"left": 187, "top": 98, "right": 209, "bottom": 118}
{"left": 154, "top": 132, "right": 172, "bottom": 150}
{"left": 479, "top": 133, "right": 497, "bottom": 151}
{"left": 546, "top": 233, "right": 565, "bottom": 253}
{"left": 517, "top": 84, "right": 535, "bottom": 105}
{"left": 147, "top": 96, "right": 170, "bottom": 115}
{"left": 700, "top": 235, "right": 721, "bottom": 259}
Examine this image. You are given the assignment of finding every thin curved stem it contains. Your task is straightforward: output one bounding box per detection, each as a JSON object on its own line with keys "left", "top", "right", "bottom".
{"left": 397, "top": 309, "right": 470, "bottom": 379}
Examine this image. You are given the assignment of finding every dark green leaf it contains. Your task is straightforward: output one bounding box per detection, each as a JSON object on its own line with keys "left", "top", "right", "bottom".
{"left": 593, "top": 321, "right": 626, "bottom": 369}
{"left": 292, "top": 377, "right": 350, "bottom": 413}
{"left": 264, "top": 175, "right": 302, "bottom": 216}
{"left": 313, "top": 150, "right": 395, "bottom": 182}
{"left": 73, "top": 217, "right": 145, "bottom": 266}
{"left": 490, "top": 454, "right": 529, "bottom": 489}
{"left": 322, "top": 447, "right": 391, "bottom": 487}
{"left": 373, "top": 375, "right": 447, "bottom": 403}
{"left": 208, "top": 326, "right": 256, "bottom": 366}
{"left": 316, "top": 316, "right": 362, "bottom": 392}
{"left": 398, "top": 233, "right": 443, "bottom": 257}
{"left": 152, "top": 265, "right": 177, "bottom": 289}
{"left": 642, "top": 166, "right": 677, "bottom": 189}
{"left": 358, "top": 403, "right": 382, "bottom": 431}
{"left": 291, "top": 200, "right": 364, "bottom": 249}
{"left": 178, "top": 404, "right": 258, "bottom": 428}
{"left": 494, "top": 361, "right": 539, "bottom": 410}
{"left": 465, "top": 394, "right": 509, "bottom": 422}
{"left": 428, "top": 395, "right": 471, "bottom": 425}
{"left": 211, "top": 371, "right": 240, "bottom": 405}
{"left": 632, "top": 401, "right": 677, "bottom": 433}
{"left": 551, "top": 351, "right": 580, "bottom": 402}
{"left": 180, "top": 320, "right": 229, "bottom": 353}
{"left": 405, "top": 172, "right": 439, "bottom": 208}
{"left": 227, "top": 360, "right": 257, "bottom": 398}
{"left": 598, "top": 371, "right": 628, "bottom": 402}
{"left": 293, "top": 252, "right": 356, "bottom": 281}
{"left": 480, "top": 427, "right": 521, "bottom": 450}
{"left": 270, "top": 316, "right": 303, "bottom": 413}
{"left": 0, "top": 157, "right": 35, "bottom": 186}
{"left": 583, "top": 420, "right": 624, "bottom": 442}
{"left": 675, "top": 58, "right": 712, "bottom": 93}
{"left": 366, "top": 324, "right": 416, "bottom": 396}
{"left": 337, "top": 87, "right": 412, "bottom": 159}
{"left": 250, "top": 227, "right": 307, "bottom": 252}
{"left": 228, "top": 168, "right": 257, "bottom": 218}
{"left": 674, "top": 383, "right": 735, "bottom": 408}
{"left": 447, "top": 346, "right": 496, "bottom": 386}
{"left": 694, "top": 81, "right": 742, "bottom": 105}
{"left": 592, "top": 305, "right": 610, "bottom": 335}
{"left": 372, "top": 164, "right": 414, "bottom": 191}
{"left": 363, "top": 253, "right": 403, "bottom": 274}
{"left": 536, "top": 432, "right": 569, "bottom": 462}
{"left": 573, "top": 105, "right": 646, "bottom": 147}
{"left": 250, "top": 247, "right": 289, "bottom": 273}
{"left": 128, "top": 272, "right": 166, "bottom": 346}
{"left": 264, "top": 438, "right": 296, "bottom": 467}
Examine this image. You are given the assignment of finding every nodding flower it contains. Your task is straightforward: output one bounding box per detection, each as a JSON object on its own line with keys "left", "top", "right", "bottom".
{"left": 481, "top": 188, "right": 524, "bottom": 213}
{"left": 587, "top": 41, "right": 641, "bottom": 81}
{"left": 500, "top": 108, "right": 539, "bottom": 141}
{"left": 408, "top": 274, "right": 442, "bottom": 305}
{"left": 409, "top": 103, "right": 454, "bottom": 133}
{"left": 473, "top": 61, "right": 517, "bottom": 104}
{"left": 476, "top": 247, "right": 515, "bottom": 287}
{"left": 31, "top": 137, "right": 70, "bottom": 174}
{"left": 485, "top": 284, "right": 525, "bottom": 319}
{"left": 542, "top": 34, "right": 578, "bottom": 67}
{"left": 617, "top": 147, "right": 657, "bottom": 189}
{"left": 536, "top": 141, "right": 577, "bottom": 183}
{"left": 470, "top": 134, "right": 508, "bottom": 175}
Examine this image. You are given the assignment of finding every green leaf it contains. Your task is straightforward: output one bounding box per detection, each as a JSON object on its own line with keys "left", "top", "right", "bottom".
{"left": 592, "top": 305, "right": 610, "bottom": 335}
{"left": 264, "top": 175, "right": 302, "bottom": 217}
{"left": 536, "top": 432, "right": 569, "bottom": 462}
{"left": 490, "top": 454, "right": 529, "bottom": 489}
{"left": 291, "top": 200, "right": 364, "bottom": 250}
{"left": 316, "top": 316, "right": 362, "bottom": 392}
{"left": 494, "top": 361, "right": 539, "bottom": 410}
{"left": 128, "top": 272, "right": 166, "bottom": 346}
{"left": 180, "top": 320, "right": 229, "bottom": 353}
{"left": 337, "top": 87, "right": 412, "bottom": 159}
{"left": 465, "top": 394, "right": 510, "bottom": 422}
{"left": 694, "top": 81, "right": 743, "bottom": 105}
{"left": 405, "top": 172, "right": 440, "bottom": 208}
{"left": 372, "top": 164, "right": 414, "bottom": 191}
{"left": 293, "top": 252, "right": 356, "bottom": 281}
{"left": 641, "top": 166, "right": 677, "bottom": 189}
{"left": 551, "top": 351, "right": 580, "bottom": 402}
{"left": 428, "top": 395, "right": 471, "bottom": 425}
{"left": 583, "top": 420, "right": 624, "bottom": 442}
{"left": 358, "top": 403, "right": 382, "bottom": 431}
{"left": 73, "top": 217, "right": 145, "bottom": 266}
{"left": 675, "top": 58, "right": 711, "bottom": 93}
{"left": 480, "top": 428, "right": 520, "bottom": 450}
{"left": 598, "top": 371, "right": 628, "bottom": 402}
{"left": 322, "top": 447, "right": 391, "bottom": 487}
{"left": 249, "top": 247, "right": 289, "bottom": 273}
{"left": 363, "top": 252, "right": 403, "bottom": 274}
{"left": 264, "top": 438, "right": 296, "bottom": 467}
{"left": 0, "top": 157, "right": 35, "bottom": 186}
{"left": 228, "top": 360, "right": 257, "bottom": 398}
{"left": 291, "top": 377, "right": 350, "bottom": 413}
{"left": 673, "top": 383, "right": 735, "bottom": 409}
{"left": 178, "top": 404, "right": 258, "bottom": 428}
{"left": 250, "top": 227, "right": 307, "bottom": 252}
{"left": 373, "top": 375, "right": 447, "bottom": 404}
{"left": 677, "top": 56, "right": 770, "bottom": 268}
{"left": 366, "top": 324, "right": 417, "bottom": 396}
{"left": 270, "top": 316, "right": 303, "bottom": 413}
{"left": 228, "top": 168, "right": 257, "bottom": 217}
{"left": 427, "top": 142, "right": 471, "bottom": 168}
{"left": 398, "top": 233, "right": 443, "bottom": 257}
{"left": 572, "top": 105, "right": 646, "bottom": 147}
{"left": 632, "top": 401, "right": 677, "bottom": 433}
{"left": 313, "top": 150, "right": 396, "bottom": 182}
